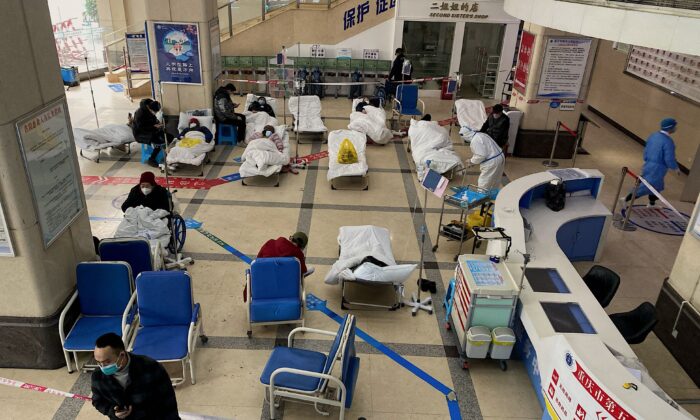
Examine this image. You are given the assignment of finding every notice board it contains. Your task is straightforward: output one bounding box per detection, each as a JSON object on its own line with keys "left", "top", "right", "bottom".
{"left": 625, "top": 46, "right": 700, "bottom": 105}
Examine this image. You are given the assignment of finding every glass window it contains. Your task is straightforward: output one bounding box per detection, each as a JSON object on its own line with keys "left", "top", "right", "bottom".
{"left": 48, "top": 0, "right": 107, "bottom": 72}
{"left": 402, "top": 21, "right": 455, "bottom": 79}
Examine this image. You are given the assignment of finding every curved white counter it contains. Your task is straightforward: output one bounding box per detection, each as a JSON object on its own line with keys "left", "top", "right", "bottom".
{"left": 493, "top": 170, "right": 688, "bottom": 419}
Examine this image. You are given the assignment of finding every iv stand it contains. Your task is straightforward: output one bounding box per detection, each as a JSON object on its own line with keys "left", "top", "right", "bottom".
{"left": 84, "top": 56, "right": 100, "bottom": 128}
{"left": 405, "top": 188, "right": 434, "bottom": 316}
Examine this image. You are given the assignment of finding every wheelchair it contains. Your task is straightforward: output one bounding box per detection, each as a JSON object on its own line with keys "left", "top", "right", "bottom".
{"left": 164, "top": 189, "right": 193, "bottom": 270}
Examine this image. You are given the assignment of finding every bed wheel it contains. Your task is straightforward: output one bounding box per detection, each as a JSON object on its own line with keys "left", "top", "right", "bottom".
{"left": 428, "top": 310, "right": 433, "bottom": 315}
{"left": 246, "top": 330, "right": 252, "bottom": 338}
{"left": 275, "top": 183, "right": 279, "bottom": 187}
{"left": 363, "top": 185, "right": 369, "bottom": 191}
{"left": 200, "top": 335, "right": 209, "bottom": 344}
{"left": 432, "top": 245, "right": 438, "bottom": 252}
{"left": 331, "top": 185, "right": 337, "bottom": 190}
{"left": 453, "top": 255, "right": 458, "bottom": 262}
{"left": 462, "top": 361, "right": 470, "bottom": 370}
{"left": 412, "top": 311, "right": 416, "bottom": 317}
{"left": 500, "top": 361, "right": 508, "bottom": 371}
{"left": 445, "top": 322, "right": 451, "bottom": 330}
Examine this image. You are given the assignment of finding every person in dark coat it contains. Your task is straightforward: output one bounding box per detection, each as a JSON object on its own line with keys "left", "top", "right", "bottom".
{"left": 248, "top": 96, "right": 275, "bottom": 117}
{"left": 257, "top": 232, "right": 313, "bottom": 276}
{"left": 213, "top": 83, "right": 246, "bottom": 140}
{"left": 91, "top": 333, "right": 179, "bottom": 420}
{"left": 480, "top": 104, "right": 510, "bottom": 148}
{"left": 132, "top": 99, "right": 173, "bottom": 167}
{"left": 121, "top": 171, "right": 170, "bottom": 214}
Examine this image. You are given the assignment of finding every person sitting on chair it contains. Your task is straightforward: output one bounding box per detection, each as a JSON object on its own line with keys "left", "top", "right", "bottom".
{"left": 121, "top": 171, "right": 170, "bottom": 214}
{"left": 132, "top": 99, "right": 174, "bottom": 168}
{"left": 213, "top": 83, "right": 246, "bottom": 141}
{"left": 178, "top": 117, "right": 213, "bottom": 142}
{"left": 248, "top": 96, "right": 275, "bottom": 117}
{"left": 257, "top": 232, "right": 314, "bottom": 276}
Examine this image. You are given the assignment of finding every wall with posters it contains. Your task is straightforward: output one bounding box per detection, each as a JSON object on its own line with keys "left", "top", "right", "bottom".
{"left": 587, "top": 40, "right": 700, "bottom": 170}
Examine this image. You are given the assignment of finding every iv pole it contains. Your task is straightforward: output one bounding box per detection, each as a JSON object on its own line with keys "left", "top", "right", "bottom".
{"left": 84, "top": 56, "right": 100, "bottom": 128}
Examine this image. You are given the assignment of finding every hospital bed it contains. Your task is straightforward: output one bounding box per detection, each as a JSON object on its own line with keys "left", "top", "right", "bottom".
{"left": 327, "top": 129, "right": 369, "bottom": 190}
{"left": 165, "top": 110, "right": 217, "bottom": 176}
{"left": 348, "top": 99, "right": 392, "bottom": 145}
{"left": 288, "top": 95, "right": 327, "bottom": 143}
{"left": 324, "top": 225, "right": 416, "bottom": 310}
{"left": 239, "top": 124, "right": 290, "bottom": 187}
{"left": 407, "top": 119, "right": 463, "bottom": 181}
{"left": 454, "top": 99, "right": 488, "bottom": 143}
{"left": 74, "top": 124, "right": 135, "bottom": 163}
{"left": 243, "top": 94, "right": 277, "bottom": 115}
{"left": 242, "top": 111, "right": 279, "bottom": 145}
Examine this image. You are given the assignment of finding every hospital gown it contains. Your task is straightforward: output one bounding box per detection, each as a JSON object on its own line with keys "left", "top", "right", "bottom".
{"left": 635, "top": 130, "right": 678, "bottom": 197}
{"left": 469, "top": 132, "right": 505, "bottom": 191}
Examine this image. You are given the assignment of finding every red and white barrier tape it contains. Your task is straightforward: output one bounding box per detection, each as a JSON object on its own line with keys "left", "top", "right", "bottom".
{"left": 559, "top": 122, "right": 577, "bottom": 138}
{"left": 0, "top": 376, "right": 92, "bottom": 401}
{"left": 624, "top": 170, "right": 686, "bottom": 220}
{"left": 221, "top": 76, "right": 456, "bottom": 86}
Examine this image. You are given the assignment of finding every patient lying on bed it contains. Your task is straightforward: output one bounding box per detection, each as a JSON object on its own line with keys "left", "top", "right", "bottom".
{"left": 248, "top": 125, "right": 284, "bottom": 152}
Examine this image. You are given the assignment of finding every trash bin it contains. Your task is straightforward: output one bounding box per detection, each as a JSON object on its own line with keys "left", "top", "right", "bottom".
{"left": 61, "top": 66, "right": 80, "bottom": 87}
{"left": 490, "top": 327, "right": 516, "bottom": 360}
{"left": 441, "top": 79, "right": 456, "bottom": 100}
{"left": 466, "top": 326, "right": 491, "bottom": 359}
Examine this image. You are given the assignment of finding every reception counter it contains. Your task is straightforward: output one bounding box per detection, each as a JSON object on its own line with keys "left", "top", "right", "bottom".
{"left": 490, "top": 170, "right": 690, "bottom": 419}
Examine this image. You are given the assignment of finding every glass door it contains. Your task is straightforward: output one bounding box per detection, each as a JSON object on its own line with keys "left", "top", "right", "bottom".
{"left": 403, "top": 21, "right": 456, "bottom": 89}
{"left": 459, "top": 23, "right": 505, "bottom": 98}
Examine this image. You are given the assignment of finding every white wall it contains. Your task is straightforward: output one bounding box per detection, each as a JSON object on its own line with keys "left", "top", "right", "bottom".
{"left": 287, "top": 19, "right": 396, "bottom": 60}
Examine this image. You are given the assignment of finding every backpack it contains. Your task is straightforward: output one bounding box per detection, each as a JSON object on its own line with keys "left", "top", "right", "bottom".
{"left": 545, "top": 179, "right": 566, "bottom": 212}
{"left": 402, "top": 59, "right": 412, "bottom": 77}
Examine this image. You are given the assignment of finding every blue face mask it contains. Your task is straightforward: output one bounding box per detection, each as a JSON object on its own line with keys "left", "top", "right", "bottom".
{"left": 264, "top": 130, "right": 273, "bottom": 137}
{"left": 100, "top": 353, "right": 123, "bottom": 376}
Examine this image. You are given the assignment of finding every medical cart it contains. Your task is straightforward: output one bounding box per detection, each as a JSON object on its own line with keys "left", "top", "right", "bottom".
{"left": 432, "top": 185, "right": 497, "bottom": 261}
{"left": 449, "top": 254, "right": 519, "bottom": 370}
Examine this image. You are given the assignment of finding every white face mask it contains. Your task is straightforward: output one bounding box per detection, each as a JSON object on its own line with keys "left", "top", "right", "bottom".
{"left": 141, "top": 187, "right": 153, "bottom": 196}
{"left": 264, "top": 130, "right": 273, "bottom": 137}
{"left": 189, "top": 123, "right": 197, "bottom": 128}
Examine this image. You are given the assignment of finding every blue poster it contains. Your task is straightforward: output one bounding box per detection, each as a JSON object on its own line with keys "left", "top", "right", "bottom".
{"left": 154, "top": 22, "right": 202, "bottom": 84}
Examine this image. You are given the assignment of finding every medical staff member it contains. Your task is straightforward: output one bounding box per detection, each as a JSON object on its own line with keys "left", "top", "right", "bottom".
{"left": 121, "top": 171, "right": 170, "bottom": 213}
{"left": 469, "top": 132, "right": 505, "bottom": 191}
{"left": 620, "top": 118, "right": 681, "bottom": 209}
{"left": 91, "top": 333, "right": 179, "bottom": 419}
{"left": 257, "top": 232, "right": 314, "bottom": 276}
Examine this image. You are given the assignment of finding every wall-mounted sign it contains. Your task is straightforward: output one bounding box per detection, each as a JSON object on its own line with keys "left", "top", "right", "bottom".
{"left": 125, "top": 33, "right": 149, "bottom": 72}
{"left": 154, "top": 22, "right": 202, "bottom": 84}
{"left": 625, "top": 46, "right": 700, "bottom": 105}
{"left": 343, "top": 0, "right": 395, "bottom": 31}
{"left": 16, "top": 99, "right": 84, "bottom": 248}
{"left": 537, "top": 37, "right": 592, "bottom": 99}
{"left": 513, "top": 31, "right": 535, "bottom": 95}
{"left": 311, "top": 44, "right": 326, "bottom": 58}
{"left": 398, "top": 0, "right": 519, "bottom": 23}
{"left": 559, "top": 102, "right": 576, "bottom": 111}
{"left": 363, "top": 49, "right": 380, "bottom": 60}
{"left": 0, "top": 195, "right": 14, "bottom": 257}
{"left": 336, "top": 48, "right": 352, "bottom": 59}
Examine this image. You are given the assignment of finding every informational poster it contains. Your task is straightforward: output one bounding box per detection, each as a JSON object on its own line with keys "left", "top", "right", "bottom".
{"left": 625, "top": 46, "right": 700, "bottom": 105}
{"left": 537, "top": 38, "right": 592, "bottom": 99}
{"left": 311, "top": 44, "right": 326, "bottom": 58}
{"left": 363, "top": 49, "right": 379, "bottom": 60}
{"left": 0, "top": 196, "right": 14, "bottom": 257}
{"left": 543, "top": 341, "right": 639, "bottom": 420}
{"left": 16, "top": 100, "right": 84, "bottom": 248}
{"left": 154, "top": 22, "right": 202, "bottom": 84}
{"left": 336, "top": 48, "right": 352, "bottom": 59}
{"left": 209, "top": 18, "right": 221, "bottom": 80}
{"left": 125, "top": 33, "right": 149, "bottom": 72}
{"left": 514, "top": 31, "right": 535, "bottom": 94}
{"left": 692, "top": 208, "right": 700, "bottom": 240}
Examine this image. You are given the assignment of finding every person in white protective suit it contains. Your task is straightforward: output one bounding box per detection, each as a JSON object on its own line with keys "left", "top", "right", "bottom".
{"left": 469, "top": 132, "right": 505, "bottom": 190}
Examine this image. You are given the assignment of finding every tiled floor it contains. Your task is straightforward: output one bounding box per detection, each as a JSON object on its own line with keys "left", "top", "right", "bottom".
{"left": 1, "top": 77, "right": 698, "bottom": 419}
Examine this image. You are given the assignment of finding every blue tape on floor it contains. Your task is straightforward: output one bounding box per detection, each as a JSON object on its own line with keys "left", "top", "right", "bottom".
{"left": 108, "top": 83, "right": 124, "bottom": 92}
{"left": 89, "top": 216, "right": 123, "bottom": 222}
{"left": 306, "top": 293, "right": 461, "bottom": 420}
{"left": 220, "top": 173, "right": 242, "bottom": 183}
{"left": 186, "top": 219, "right": 252, "bottom": 264}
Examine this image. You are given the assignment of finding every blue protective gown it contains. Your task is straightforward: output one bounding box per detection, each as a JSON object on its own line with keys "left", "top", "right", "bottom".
{"left": 636, "top": 131, "right": 678, "bottom": 197}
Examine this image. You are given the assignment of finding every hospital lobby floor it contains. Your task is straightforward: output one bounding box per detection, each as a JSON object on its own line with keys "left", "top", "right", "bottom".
{"left": 1, "top": 77, "right": 698, "bottom": 420}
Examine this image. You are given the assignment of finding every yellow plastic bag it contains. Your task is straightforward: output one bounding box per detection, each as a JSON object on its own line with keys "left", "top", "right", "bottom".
{"left": 337, "top": 138, "right": 358, "bottom": 164}
{"left": 178, "top": 138, "right": 204, "bottom": 148}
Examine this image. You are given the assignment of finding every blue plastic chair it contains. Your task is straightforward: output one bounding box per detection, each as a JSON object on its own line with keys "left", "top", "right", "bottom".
{"left": 59, "top": 262, "right": 135, "bottom": 373}
{"left": 99, "top": 238, "right": 154, "bottom": 280}
{"left": 260, "top": 314, "right": 360, "bottom": 419}
{"left": 392, "top": 84, "right": 425, "bottom": 128}
{"left": 246, "top": 257, "right": 305, "bottom": 337}
{"left": 140, "top": 144, "right": 164, "bottom": 164}
{"left": 125, "top": 271, "right": 207, "bottom": 385}
{"left": 217, "top": 123, "right": 238, "bottom": 145}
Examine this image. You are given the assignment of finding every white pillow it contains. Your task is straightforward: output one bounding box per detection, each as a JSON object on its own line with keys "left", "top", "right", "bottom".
{"left": 352, "top": 263, "right": 417, "bottom": 284}
{"left": 178, "top": 113, "right": 216, "bottom": 135}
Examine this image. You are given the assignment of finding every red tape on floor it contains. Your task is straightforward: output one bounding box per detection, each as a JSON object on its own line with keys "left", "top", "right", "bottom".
{"left": 291, "top": 150, "right": 329, "bottom": 164}
{"left": 82, "top": 175, "right": 228, "bottom": 190}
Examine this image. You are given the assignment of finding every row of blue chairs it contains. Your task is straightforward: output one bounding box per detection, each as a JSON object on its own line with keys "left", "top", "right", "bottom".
{"left": 59, "top": 262, "right": 206, "bottom": 386}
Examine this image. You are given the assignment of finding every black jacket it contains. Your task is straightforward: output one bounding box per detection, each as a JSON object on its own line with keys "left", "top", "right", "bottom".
{"left": 133, "top": 99, "right": 160, "bottom": 144}
{"left": 389, "top": 54, "right": 410, "bottom": 81}
{"left": 248, "top": 101, "right": 275, "bottom": 117}
{"left": 213, "top": 86, "right": 238, "bottom": 122}
{"left": 480, "top": 113, "right": 511, "bottom": 147}
{"left": 121, "top": 184, "right": 171, "bottom": 213}
{"left": 91, "top": 354, "right": 179, "bottom": 420}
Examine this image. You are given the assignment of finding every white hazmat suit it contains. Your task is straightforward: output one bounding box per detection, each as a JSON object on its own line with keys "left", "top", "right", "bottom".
{"left": 469, "top": 132, "right": 505, "bottom": 191}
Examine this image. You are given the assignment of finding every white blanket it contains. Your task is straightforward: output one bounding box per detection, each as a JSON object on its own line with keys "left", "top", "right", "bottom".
{"left": 239, "top": 125, "right": 290, "bottom": 177}
{"left": 289, "top": 96, "right": 327, "bottom": 132}
{"left": 166, "top": 131, "right": 215, "bottom": 166}
{"left": 115, "top": 206, "right": 171, "bottom": 249}
{"left": 242, "top": 111, "right": 279, "bottom": 144}
{"left": 327, "top": 130, "right": 368, "bottom": 181}
{"left": 73, "top": 124, "right": 135, "bottom": 151}
{"left": 324, "top": 225, "right": 416, "bottom": 285}
{"left": 408, "top": 120, "right": 463, "bottom": 179}
{"left": 244, "top": 94, "right": 277, "bottom": 111}
{"left": 348, "top": 106, "right": 392, "bottom": 144}
{"left": 455, "top": 99, "right": 487, "bottom": 132}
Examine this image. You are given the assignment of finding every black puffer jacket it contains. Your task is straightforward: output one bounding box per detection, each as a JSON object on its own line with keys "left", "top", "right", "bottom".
{"left": 132, "top": 99, "right": 160, "bottom": 144}
{"left": 213, "top": 86, "right": 237, "bottom": 122}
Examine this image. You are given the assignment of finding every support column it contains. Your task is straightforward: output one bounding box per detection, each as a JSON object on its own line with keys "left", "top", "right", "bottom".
{"left": 141, "top": 0, "right": 219, "bottom": 115}
{"left": 0, "top": 0, "right": 94, "bottom": 368}
{"left": 509, "top": 22, "right": 598, "bottom": 159}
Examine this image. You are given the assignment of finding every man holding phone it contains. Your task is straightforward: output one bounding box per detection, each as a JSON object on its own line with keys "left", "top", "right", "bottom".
{"left": 91, "top": 333, "right": 180, "bottom": 419}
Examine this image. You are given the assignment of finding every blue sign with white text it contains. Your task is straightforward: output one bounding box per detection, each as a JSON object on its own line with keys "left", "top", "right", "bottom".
{"left": 154, "top": 22, "right": 202, "bottom": 84}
